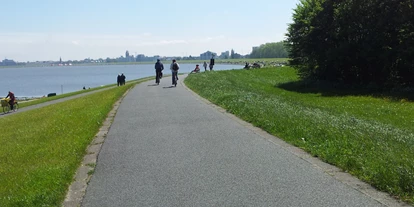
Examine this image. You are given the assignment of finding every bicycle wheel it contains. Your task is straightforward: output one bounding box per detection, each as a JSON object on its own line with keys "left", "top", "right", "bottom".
{"left": 13, "top": 103, "right": 19, "bottom": 112}
{"left": 3, "top": 105, "right": 10, "bottom": 113}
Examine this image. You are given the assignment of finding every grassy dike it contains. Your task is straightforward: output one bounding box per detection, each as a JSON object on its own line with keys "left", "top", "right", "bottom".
{"left": 0, "top": 79, "right": 144, "bottom": 206}
{"left": 184, "top": 67, "right": 414, "bottom": 204}
{"left": 16, "top": 77, "right": 153, "bottom": 109}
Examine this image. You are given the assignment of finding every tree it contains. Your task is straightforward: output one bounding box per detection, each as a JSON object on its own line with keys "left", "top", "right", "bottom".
{"left": 286, "top": 0, "right": 414, "bottom": 88}
{"left": 230, "top": 49, "right": 235, "bottom": 59}
{"left": 249, "top": 41, "right": 288, "bottom": 58}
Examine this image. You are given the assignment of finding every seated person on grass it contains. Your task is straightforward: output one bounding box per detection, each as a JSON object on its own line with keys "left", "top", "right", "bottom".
{"left": 190, "top": 64, "right": 201, "bottom": 74}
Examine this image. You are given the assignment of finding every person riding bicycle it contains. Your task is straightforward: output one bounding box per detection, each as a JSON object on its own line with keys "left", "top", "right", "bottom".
{"left": 170, "top": 59, "right": 179, "bottom": 86}
{"left": 155, "top": 59, "right": 164, "bottom": 85}
{"left": 5, "top": 91, "right": 16, "bottom": 111}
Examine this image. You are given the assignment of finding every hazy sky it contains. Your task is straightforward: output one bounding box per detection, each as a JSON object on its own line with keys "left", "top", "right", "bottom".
{"left": 0, "top": 0, "right": 299, "bottom": 62}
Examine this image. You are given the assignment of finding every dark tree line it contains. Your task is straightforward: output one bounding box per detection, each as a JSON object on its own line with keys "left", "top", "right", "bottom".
{"left": 286, "top": 0, "right": 414, "bottom": 89}
{"left": 250, "top": 42, "right": 288, "bottom": 58}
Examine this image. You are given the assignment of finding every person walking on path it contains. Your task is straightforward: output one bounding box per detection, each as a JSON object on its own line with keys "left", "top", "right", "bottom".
{"left": 203, "top": 61, "right": 207, "bottom": 71}
{"left": 154, "top": 59, "right": 164, "bottom": 85}
{"left": 170, "top": 59, "right": 179, "bottom": 87}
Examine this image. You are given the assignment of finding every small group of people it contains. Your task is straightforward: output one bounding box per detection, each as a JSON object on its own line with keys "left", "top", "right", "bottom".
{"left": 154, "top": 57, "right": 216, "bottom": 85}
{"left": 244, "top": 62, "right": 261, "bottom": 69}
{"left": 154, "top": 59, "right": 180, "bottom": 86}
{"left": 117, "top": 73, "right": 126, "bottom": 86}
{"left": 190, "top": 58, "right": 215, "bottom": 74}
{"left": 202, "top": 58, "right": 215, "bottom": 71}
{"left": 191, "top": 58, "right": 214, "bottom": 73}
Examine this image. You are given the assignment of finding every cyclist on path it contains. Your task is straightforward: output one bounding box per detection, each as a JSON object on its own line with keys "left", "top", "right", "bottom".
{"left": 154, "top": 59, "right": 164, "bottom": 85}
{"left": 5, "top": 91, "right": 16, "bottom": 111}
{"left": 170, "top": 59, "right": 179, "bottom": 87}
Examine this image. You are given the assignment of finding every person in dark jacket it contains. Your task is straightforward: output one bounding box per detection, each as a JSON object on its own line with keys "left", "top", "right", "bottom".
{"left": 5, "top": 91, "right": 16, "bottom": 111}
{"left": 154, "top": 59, "right": 164, "bottom": 85}
{"left": 209, "top": 57, "right": 215, "bottom": 71}
{"left": 117, "top": 74, "right": 121, "bottom": 86}
{"left": 120, "top": 73, "right": 126, "bottom": 85}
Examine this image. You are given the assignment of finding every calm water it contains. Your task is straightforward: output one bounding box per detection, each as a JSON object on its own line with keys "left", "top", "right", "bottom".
{"left": 0, "top": 64, "right": 242, "bottom": 97}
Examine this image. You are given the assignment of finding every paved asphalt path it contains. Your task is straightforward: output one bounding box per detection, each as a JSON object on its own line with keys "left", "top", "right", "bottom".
{"left": 81, "top": 75, "right": 384, "bottom": 207}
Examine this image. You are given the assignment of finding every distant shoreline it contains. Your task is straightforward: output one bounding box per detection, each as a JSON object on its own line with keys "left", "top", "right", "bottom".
{"left": 0, "top": 58, "right": 288, "bottom": 69}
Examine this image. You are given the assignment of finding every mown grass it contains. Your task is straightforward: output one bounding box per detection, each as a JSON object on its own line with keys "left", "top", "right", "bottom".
{"left": 14, "top": 77, "right": 152, "bottom": 109}
{"left": 0, "top": 79, "right": 144, "bottom": 206}
{"left": 175, "top": 58, "right": 289, "bottom": 65}
{"left": 184, "top": 67, "right": 414, "bottom": 204}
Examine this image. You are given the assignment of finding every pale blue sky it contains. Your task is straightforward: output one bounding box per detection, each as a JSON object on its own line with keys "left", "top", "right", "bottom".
{"left": 0, "top": 0, "right": 299, "bottom": 62}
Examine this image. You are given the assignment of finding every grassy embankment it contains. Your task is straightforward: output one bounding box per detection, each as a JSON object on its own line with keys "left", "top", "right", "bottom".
{"left": 0, "top": 78, "right": 148, "bottom": 206}
{"left": 174, "top": 58, "right": 289, "bottom": 65}
{"left": 184, "top": 67, "right": 414, "bottom": 204}
{"left": 10, "top": 77, "right": 153, "bottom": 109}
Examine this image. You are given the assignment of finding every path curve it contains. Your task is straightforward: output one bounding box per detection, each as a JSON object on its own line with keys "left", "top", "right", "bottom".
{"left": 75, "top": 75, "right": 409, "bottom": 206}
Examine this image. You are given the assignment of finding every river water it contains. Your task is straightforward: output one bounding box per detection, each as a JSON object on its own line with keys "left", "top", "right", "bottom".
{"left": 0, "top": 64, "right": 241, "bottom": 97}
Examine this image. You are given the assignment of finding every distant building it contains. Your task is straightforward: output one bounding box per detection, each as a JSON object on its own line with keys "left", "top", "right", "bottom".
{"left": 136, "top": 54, "right": 145, "bottom": 62}
{"left": 200, "top": 51, "right": 217, "bottom": 60}
{"left": 0, "top": 59, "right": 17, "bottom": 66}
{"left": 252, "top": 46, "right": 259, "bottom": 51}
{"left": 219, "top": 51, "right": 230, "bottom": 59}
{"left": 124, "top": 50, "right": 135, "bottom": 62}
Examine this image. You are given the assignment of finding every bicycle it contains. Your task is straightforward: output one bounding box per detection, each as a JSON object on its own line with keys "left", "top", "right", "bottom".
{"left": 172, "top": 71, "right": 178, "bottom": 87}
{"left": 1, "top": 98, "right": 19, "bottom": 113}
{"left": 155, "top": 70, "right": 163, "bottom": 85}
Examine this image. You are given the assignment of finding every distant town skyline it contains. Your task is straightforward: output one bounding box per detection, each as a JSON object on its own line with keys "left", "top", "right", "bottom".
{"left": 0, "top": 0, "right": 299, "bottom": 62}
{"left": 1, "top": 48, "right": 249, "bottom": 66}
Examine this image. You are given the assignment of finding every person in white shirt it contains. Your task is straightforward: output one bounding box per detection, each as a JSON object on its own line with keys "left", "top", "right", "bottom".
{"left": 170, "top": 59, "right": 180, "bottom": 86}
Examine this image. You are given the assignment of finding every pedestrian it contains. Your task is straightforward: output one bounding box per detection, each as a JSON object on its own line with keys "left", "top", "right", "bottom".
{"left": 203, "top": 61, "right": 207, "bottom": 71}
{"left": 170, "top": 59, "right": 179, "bottom": 87}
{"left": 209, "top": 57, "right": 215, "bottom": 71}
{"left": 5, "top": 91, "right": 16, "bottom": 111}
{"left": 154, "top": 59, "right": 164, "bottom": 85}
{"left": 117, "top": 74, "right": 121, "bottom": 86}
{"left": 120, "top": 73, "right": 126, "bottom": 85}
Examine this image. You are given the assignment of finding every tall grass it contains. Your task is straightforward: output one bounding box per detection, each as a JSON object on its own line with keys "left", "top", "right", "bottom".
{"left": 184, "top": 67, "right": 414, "bottom": 203}
{"left": 0, "top": 81, "right": 138, "bottom": 206}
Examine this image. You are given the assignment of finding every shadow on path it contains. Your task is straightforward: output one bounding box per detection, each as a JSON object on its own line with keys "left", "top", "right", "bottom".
{"left": 162, "top": 86, "right": 177, "bottom": 89}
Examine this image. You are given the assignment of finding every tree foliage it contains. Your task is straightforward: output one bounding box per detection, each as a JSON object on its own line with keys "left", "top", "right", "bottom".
{"left": 286, "top": 0, "right": 414, "bottom": 88}
{"left": 250, "top": 41, "right": 288, "bottom": 58}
